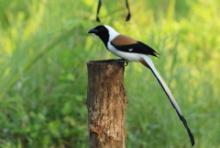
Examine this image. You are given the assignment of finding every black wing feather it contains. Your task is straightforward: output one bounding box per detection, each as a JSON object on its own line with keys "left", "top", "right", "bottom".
{"left": 112, "top": 41, "right": 158, "bottom": 57}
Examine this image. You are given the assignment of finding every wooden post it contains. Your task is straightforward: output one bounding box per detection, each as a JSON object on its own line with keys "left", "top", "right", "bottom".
{"left": 87, "top": 59, "right": 127, "bottom": 148}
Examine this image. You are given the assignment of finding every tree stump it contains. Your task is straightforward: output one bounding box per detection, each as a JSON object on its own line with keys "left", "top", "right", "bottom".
{"left": 87, "top": 59, "right": 127, "bottom": 148}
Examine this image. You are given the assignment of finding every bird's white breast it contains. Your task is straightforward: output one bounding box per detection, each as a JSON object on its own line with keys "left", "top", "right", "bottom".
{"left": 107, "top": 42, "right": 143, "bottom": 61}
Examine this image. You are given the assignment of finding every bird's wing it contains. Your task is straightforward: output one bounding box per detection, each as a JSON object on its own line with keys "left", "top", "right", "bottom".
{"left": 111, "top": 35, "right": 137, "bottom": 45}
{"left": 111, "top": 35, "right": 158, "bottom": 57}
{"left": 141, "top": 56, "right": 195, "bottom": 146}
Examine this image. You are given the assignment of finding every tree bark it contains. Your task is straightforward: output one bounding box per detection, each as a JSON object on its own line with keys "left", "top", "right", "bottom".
{"left": 87, "top": 59, "right": 127, "bottom": 148}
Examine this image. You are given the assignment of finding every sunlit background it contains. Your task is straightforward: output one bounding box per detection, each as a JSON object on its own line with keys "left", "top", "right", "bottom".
{"left": 0, "top": 0, "right": 220, "bottom": 147}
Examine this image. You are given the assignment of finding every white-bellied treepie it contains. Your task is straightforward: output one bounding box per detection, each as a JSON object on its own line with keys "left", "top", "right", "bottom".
{"left": 88, "top": 25, "right": 195, "bottom": 146}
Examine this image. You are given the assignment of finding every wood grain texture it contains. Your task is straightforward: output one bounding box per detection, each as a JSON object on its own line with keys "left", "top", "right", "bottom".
{"left": 87, "top": 59, "right": 127, "bottom": 148}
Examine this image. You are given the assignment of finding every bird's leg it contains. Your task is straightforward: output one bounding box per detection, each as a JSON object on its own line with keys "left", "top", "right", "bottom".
{"left": 96, "top": 0, "right": 102, "bottom": 22}
{"left": 124, "top": 59, "right": 129, "bottom": 66}
{"left": 118, "top": 58, "right": 129, "bottom": 66}
{"left": 125, "top": 0, "right": 131, "bottom": 21}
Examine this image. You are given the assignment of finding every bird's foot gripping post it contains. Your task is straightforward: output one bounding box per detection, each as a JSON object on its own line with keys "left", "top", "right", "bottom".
{"left": 118, "top": 59, "right": 129, "bottom": 66}
{"left": 87, "top": 59, "right": 127, "bottom": 148}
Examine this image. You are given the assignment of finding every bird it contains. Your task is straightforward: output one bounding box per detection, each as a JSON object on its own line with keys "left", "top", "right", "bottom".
{"left": 88, "top": 25, "right": 195, "bottom": 146}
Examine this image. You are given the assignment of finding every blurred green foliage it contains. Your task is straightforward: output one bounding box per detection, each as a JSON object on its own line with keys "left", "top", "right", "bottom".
{"left": 0, "top": 0, "right": 220, "bottom": 147}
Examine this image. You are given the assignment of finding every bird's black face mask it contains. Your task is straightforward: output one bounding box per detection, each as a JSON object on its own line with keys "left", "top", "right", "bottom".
{"left": 88, "top": 25, "right": 109, "bottom": 47}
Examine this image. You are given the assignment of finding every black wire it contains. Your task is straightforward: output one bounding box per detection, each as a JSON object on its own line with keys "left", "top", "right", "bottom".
{"left": 125, "top": 0, "right": 131, "bottom": 21}
{"left": 96, "top": 0, "right": 102, "bottom": 22}
{"left": 95, "top": 0, "right": 131, "bottom": 22}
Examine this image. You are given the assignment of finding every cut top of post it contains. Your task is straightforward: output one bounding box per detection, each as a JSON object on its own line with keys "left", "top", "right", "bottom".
{"left": 87, "top": 59, "right": 125, "bottom": 66}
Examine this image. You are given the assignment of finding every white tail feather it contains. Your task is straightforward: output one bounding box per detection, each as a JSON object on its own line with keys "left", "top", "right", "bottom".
{"left": 142, "top": 56, "right": 182, "bottom": 115}
{"left": 142, "top": 56, "right": 195, "bottom": 146}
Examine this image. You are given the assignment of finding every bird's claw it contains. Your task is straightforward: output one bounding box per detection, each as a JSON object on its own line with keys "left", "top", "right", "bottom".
{"left": 124, "top": 60, "right": 128, "bottom": 66}
{"left": 120, "top": 59, "right": 128, "bottom": 66}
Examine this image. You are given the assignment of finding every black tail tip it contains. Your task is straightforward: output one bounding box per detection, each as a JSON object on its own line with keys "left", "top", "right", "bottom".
{"left": 190, "top": 134, "right": 195, "bottom": 146}
{"left": 179, "top": 115, "right": 195, "bottom": 146}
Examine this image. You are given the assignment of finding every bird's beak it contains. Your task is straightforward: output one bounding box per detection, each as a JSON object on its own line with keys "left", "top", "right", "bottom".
{"left": 88, "top": 28, "right": 98, "bottom": 34}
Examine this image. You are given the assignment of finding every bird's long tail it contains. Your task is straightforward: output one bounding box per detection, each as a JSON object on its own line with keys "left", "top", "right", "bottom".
{"left": 142, "top": 56, "right": 195, "bottom": 146}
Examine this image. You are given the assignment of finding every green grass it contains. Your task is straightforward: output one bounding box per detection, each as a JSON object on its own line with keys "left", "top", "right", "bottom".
{"left": 0, "top": 0, "right": 220, "bottom": 147}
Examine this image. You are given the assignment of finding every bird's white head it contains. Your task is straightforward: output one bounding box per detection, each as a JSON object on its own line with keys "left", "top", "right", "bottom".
{"left": 88, "top": 25, "right": 119, "bottom": 47}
